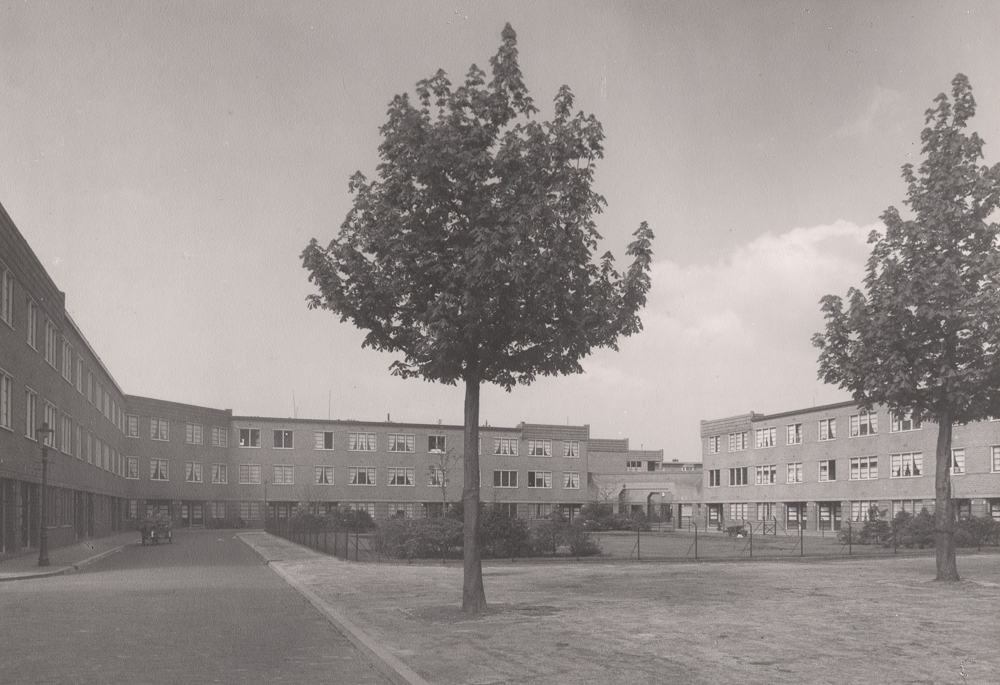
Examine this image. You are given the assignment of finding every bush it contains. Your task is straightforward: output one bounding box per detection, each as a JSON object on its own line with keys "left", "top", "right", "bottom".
{"left": 479, "top": 506, "right": 532, "bottom": 559}
{"left": 579, "top": 502, "right": 648, "bottom": 532}
{"left": 375, "top": 516, "right": 463, "bottom": 560}
{"left": 895, "top": 508, "right": 935, "bottom": 549}
{"left": 955, "top": 515, "right": 1000, "bottom": 548}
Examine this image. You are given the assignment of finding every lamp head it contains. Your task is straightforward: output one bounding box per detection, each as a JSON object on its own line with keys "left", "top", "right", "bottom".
{"left": 36, "top": 422, "right": 54, "bottom": 444}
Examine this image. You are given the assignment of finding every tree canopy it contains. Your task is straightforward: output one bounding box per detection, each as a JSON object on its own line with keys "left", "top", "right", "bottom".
{"left": 813, "top": 74, "right": 1000, "bottom": 580}
{"left": 302, "top": 24, "right": 653, "bottom": 612}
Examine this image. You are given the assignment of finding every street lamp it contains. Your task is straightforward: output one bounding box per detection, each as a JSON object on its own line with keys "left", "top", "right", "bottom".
{"left": 35, "top": 422, "right": 54, "bottom": 567}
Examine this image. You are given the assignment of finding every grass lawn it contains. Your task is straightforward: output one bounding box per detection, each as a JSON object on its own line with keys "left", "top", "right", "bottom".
{"left": 262, "top": 536, "right": 1000, "bottom": 685}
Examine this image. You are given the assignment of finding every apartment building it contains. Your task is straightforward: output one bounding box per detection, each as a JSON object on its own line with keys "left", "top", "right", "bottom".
{"left": 701, "top": 400, "right": 1000, "bottom": 532}
{"left": 2, "top": 199, "right": 693, "bottom": 557}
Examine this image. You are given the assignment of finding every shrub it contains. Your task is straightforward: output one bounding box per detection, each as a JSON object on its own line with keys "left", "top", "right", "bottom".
{"left": 955, "top": 515, "right": 1000, "bottom": 548}
{"left": 895, "top": 508, "right": 935, "bottom": 549}
{"left": 479, "top": 506, "right": 532, "bottom": 559}
{"left": 375, "top": 517, "right": 463, "bottom": 559}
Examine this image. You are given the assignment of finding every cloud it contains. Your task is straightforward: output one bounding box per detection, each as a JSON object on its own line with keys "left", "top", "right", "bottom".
{"left": 834, "top": 87, "right": 904, "bottom": 139}
{"left": 534, "top": 220, "right": 878, "bottom": 457}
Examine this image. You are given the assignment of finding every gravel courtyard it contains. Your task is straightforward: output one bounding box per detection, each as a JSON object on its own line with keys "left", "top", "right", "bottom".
{"left": 245, "top": 533, "right": 999, "bottom": 685}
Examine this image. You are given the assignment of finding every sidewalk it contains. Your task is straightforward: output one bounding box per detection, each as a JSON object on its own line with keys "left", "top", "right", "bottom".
{"left": 0, "top": 530, "right": 137, "bottom": 581}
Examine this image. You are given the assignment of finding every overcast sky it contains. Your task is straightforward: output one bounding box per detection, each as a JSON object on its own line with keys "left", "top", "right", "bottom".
{"left": 3, "top": 1, "right": 1000, "bottom": 459}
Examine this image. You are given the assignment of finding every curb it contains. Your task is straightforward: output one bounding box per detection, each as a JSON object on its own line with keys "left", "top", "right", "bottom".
{"left": 268, "top": 563, "right": 432, "bottom": 685}
{"left": 237, "top": 533, "right": 430, "bottom": 685}
{"left": 0, "top": 540, "right": 133, "bottom": 583}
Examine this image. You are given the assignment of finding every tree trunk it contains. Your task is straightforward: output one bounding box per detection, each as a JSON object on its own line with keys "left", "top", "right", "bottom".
{"left": 461, "top": 375, "right": 487, "bottom": 613}
{"left": 933, "top": 412, "right": 959, "bottom": 581}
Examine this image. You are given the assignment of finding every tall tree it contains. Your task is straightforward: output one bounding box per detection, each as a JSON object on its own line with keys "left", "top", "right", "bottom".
{"left": 302, "top": 24, "right": 653, "bottom": 613}
{"left": 813, "top": 74, "right": 1000, "bottom": 581}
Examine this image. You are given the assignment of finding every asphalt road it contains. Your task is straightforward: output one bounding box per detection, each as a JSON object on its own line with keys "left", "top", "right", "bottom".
{"left": 0, "top": 529, "right": 390, "bottom": 684}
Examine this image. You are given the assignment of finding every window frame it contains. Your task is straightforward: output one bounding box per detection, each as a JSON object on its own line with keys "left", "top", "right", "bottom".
{"left": 348, "top": 466, "right": 377, "bottom": 485}
{"left": 849, "top": 455, "right": 878, "bottom": 480}
{"left": 150, "top": 418, "right": 169, "bottom": 442}
{"left": 527, "top": 470, "right": 552, "bottom": 488}
{"left": 818, "top": 418, "right": 836, "bottom": 441}
{"left": 387, "top": 433, "right": 414, "bottom": 452}
{"left": 314, "top": 465, "right": 334, "bottom": 485}
{"left": 149, "top": 458, "right": 169, "bottom": 481}
{"left": 273, "top": 430, "right": 294, "bottom": 449}
{"left": 387, "top": 466, "right": 415, "bottom": 486}
{"left": 185, "top": 461, "right": 203, "bottom": 483}
{"left": 428, "top": 435, "right": 446, "bottom": 453}
{"left": 212, "top": 463, "right": 228, "bottom": 484}
{"left": 349, "top": 432, "right": 377, "bottom": 451}
{"left": 563, "top": 471, "right": 580, "bottom": 489}
{"left": 528, "top": 439, "right": 551, "bottom": 457}
{"left": 314, "top": 431, "right": 335, "bottom": 450}
{"left": 819, "top": 459, "right": 837, "bottom": 482}
{"left": 754, "top": 427, "right": 776, "bottom": 449}
{"left": 786, "top": 462, "right": 803, "bottom": 483}
{"left": 849, "top": 412, "right": 878, "bottom": 437}
{"left": 786, "top": 423, "right": 802, "bottom": 445}
{"left": 186, "top": 423, "right": 204, "bottom": 445}
{"left": 238, "top": 464, "right": 261, "bottom": 485}
{"left": 239, "top": 428, "right": 261, "bottom": 448}
{"left": 493, "top": 470, "right": 518, "bottom": 488}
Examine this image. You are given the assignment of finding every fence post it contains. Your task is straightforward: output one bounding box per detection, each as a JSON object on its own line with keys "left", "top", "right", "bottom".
{"left": 354, "top": 531, "right": 359, "bottom": 562}
{"left": 694, "top": 524, "right": 698, "bottom": 560}
{"left": 799, "top": 521, "right": 804, "bottom": 557}
{"left": 848, "top": 521, "right": 852, "bottom": 556}
{"left": 637, "top": 527, "right": 641, "bottom": 562}
{"left": 749, "top": 525, "right": 753, "bottom": 558}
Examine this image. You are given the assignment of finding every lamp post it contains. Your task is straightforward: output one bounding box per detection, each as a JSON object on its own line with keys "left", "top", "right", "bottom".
{"left": 36, "top": 422, "right": 54, "bottom": 567}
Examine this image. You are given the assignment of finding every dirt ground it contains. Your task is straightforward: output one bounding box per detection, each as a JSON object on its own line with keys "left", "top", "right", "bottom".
{"left": 262, "top": 538, "right": 999, "bottom": 685}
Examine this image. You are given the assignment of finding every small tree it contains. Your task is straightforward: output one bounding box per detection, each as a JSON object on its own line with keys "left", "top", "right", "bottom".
{"left": 428, "top": 447, "right": 460, "bottom": 515}
{"left": 814, "top": 74, "right": 1000, "bottom": 581}
{"left": 303, "top": 25, "right": 653, "bottom": 613}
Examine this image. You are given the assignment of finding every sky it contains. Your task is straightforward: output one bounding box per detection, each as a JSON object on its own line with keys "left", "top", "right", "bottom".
{"left": 3, "top": 1, "right": 1000, "bottom": 460}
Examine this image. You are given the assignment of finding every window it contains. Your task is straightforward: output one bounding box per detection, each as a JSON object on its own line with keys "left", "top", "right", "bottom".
{"left": 349, "top": 466, "right": 376, "bottom": 485}
{"left": 890, "top": 452, "right": 923, "bottom": 478}
{"left": 0, "top": 369, "right": 12, "bottom": 430}
{"left": 818, "top": 418, "right": 836, "bottom": 441}
{"left": 43, "top": 402, "right": 56, "bottom": 445}
{"left": 125, "top": 457, "right": 138, "bottom": 479}
{"left": 61, "top": 340, "right": 73, "bottom": 381}
{"left": 786, "top": 424, "right": 802, "bottom": 445}
{"left": 212, "top": 464, "right": 228, "bottom": 484}
{"left": 626, "top": 460, "right": 642, "bottom": 472}
{"left": 150, "top": 418, "right": 169, "bottom": 441}
{"left": 273, "top": 430, "right": 293, "bottom": 449}
{"left": 0, "top": 266, "right": 12, "bottom": 327}
{"left": 207, "top": 426, "right": 226, "bottom": 447}
{"left": 186, "top": 462, "right": 203, "bottom": 483}
{"left": 787, "top": 462, "right": 803, "bottom": 483}
{"left": 186, "top": 423, "right": 204, "bottom": 445}
{"left": 563, "top": 471, "right": 580, "bottom": 489}
{"left": 60, "top": 414, "right": 72, "bottom": 454}
{"left": 528, "top": 439, "right": 551, "bottom": 456}
{"left": 493, "top": 437, "right": 518, "bottom": 455}
{"left": 125, "top": 415, "right": 139, "bottom": 438}
{"left": 75, "top": 423, "right": 82, "bottom": 459}
{"left": 493, "top": 470, "right": 518, "bottom": 488}
{"left": 44, "top": 320, "right": 57, "bottom": 367}
{"left": 730, "top": 503, "right": 750, "bottom": 521}
{"left": 819, "top": 460, "right": 837, "bottom": 481}
{"left": 729, "top": 467, "right": 748, "bottom": 486}
{"left": 755, "top": 464, "right": 776, "bottom": 485}
{"left": 76, "top": 358, "right": 83, "bottom": 393}
{"left": 708, "top": 436, "right": 721, "bottom": 454}
{"left": 25, "top": 388, "right": 37, "bottom": 438}
{"left": 527, "top": 471, "right": 552, "bottom": 488}
{"left": 428, "top": 466, "right": 447, "bottom": 487}
{"left": 150, "top": 459, "right": 169, "bottom": 481}
{"left": 950, "top": 449, "right": 965, "bottom": 475}
{"left": 273, "top": 465, "right": 294, "bottom": 484}
{"left": 314, "top": 431, "right": 334, "bottom": 450}
{"left": 388, "top": 467, "right": 414, "bottom": 486}
{"left": 387, "top": 433, "right": 414, "bottom": 452}
{"left": 26, "top": 298, "right": 37, "bottom": 348}
{"left": 708, "top": 469, "right": 721, "bottom": 487}
{"left": 428, "top": 435, "right": 446, "bottom": 453}
{"left": 239, "top": 464, "right": 261, "bottom": 484}
{"left": 757, "top": 502, "right": 773, "bottom": 521}
{"left": 754, "top": 427, "right": 776, "bottom": 448}
{"left": 891, "top": 500, "right": 923, "bottom": 518}
{"left": 315, "top": 466, "right": 334, "bottom": 485}
{"left": 992, "top": 446, "right": 1000, "bottom": 473}
{"left": 729, "top": 432, "right": 747, "bottom": 451}
{"left": 349, "top": 432, "right": 377, "bottom": 451}
{"left": 239, "top": 428, "right": 260, "bottom": 448}
{"left": 849, "top": 456, "right": 878, "bottom": 480}
{"left": 563, "top": 441, "right": 580, "bottom": 458}
{"left": 849, "top": 412, "right": 878, "bottom": 437}
{"left": 890, "top": 411, "right": 922, "bottom": 432}
{"left": 390, "top": 502, "right": 416, "bottom": 519}
{"left": 851, "top": 501, "right": 879, "bottom": 522}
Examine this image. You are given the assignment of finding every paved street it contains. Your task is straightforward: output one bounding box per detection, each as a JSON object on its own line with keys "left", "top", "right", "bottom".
{"left": 0, "top": 529, "right": 390, "bottom": 684}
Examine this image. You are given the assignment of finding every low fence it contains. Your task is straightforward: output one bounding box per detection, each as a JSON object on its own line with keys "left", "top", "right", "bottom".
{"left": 265, "top": 518, "right": 379, "bottom": 562}
{"left": 265, "top": 516, "right": 998, "bottom": 564}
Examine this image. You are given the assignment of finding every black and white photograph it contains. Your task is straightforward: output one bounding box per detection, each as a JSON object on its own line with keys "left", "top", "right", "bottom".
{"left": 1, "top": 2, "right": 998, "bottom": 683}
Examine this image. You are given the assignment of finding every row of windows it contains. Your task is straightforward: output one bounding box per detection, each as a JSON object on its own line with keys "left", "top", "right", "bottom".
{"left": 0, "top": 265, "right": 126, "bottom": 435}
{"left": 709, "top": 500, "right": 998, "bottom": 525}
{"left": 708, "top": 446, "right": 1000, "bottom": 487}
{"left": 708, "top": 411, "right": 924, "bottom": 453}
{"left": 128, "top": 460, "right": 581, "bottom": 490}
